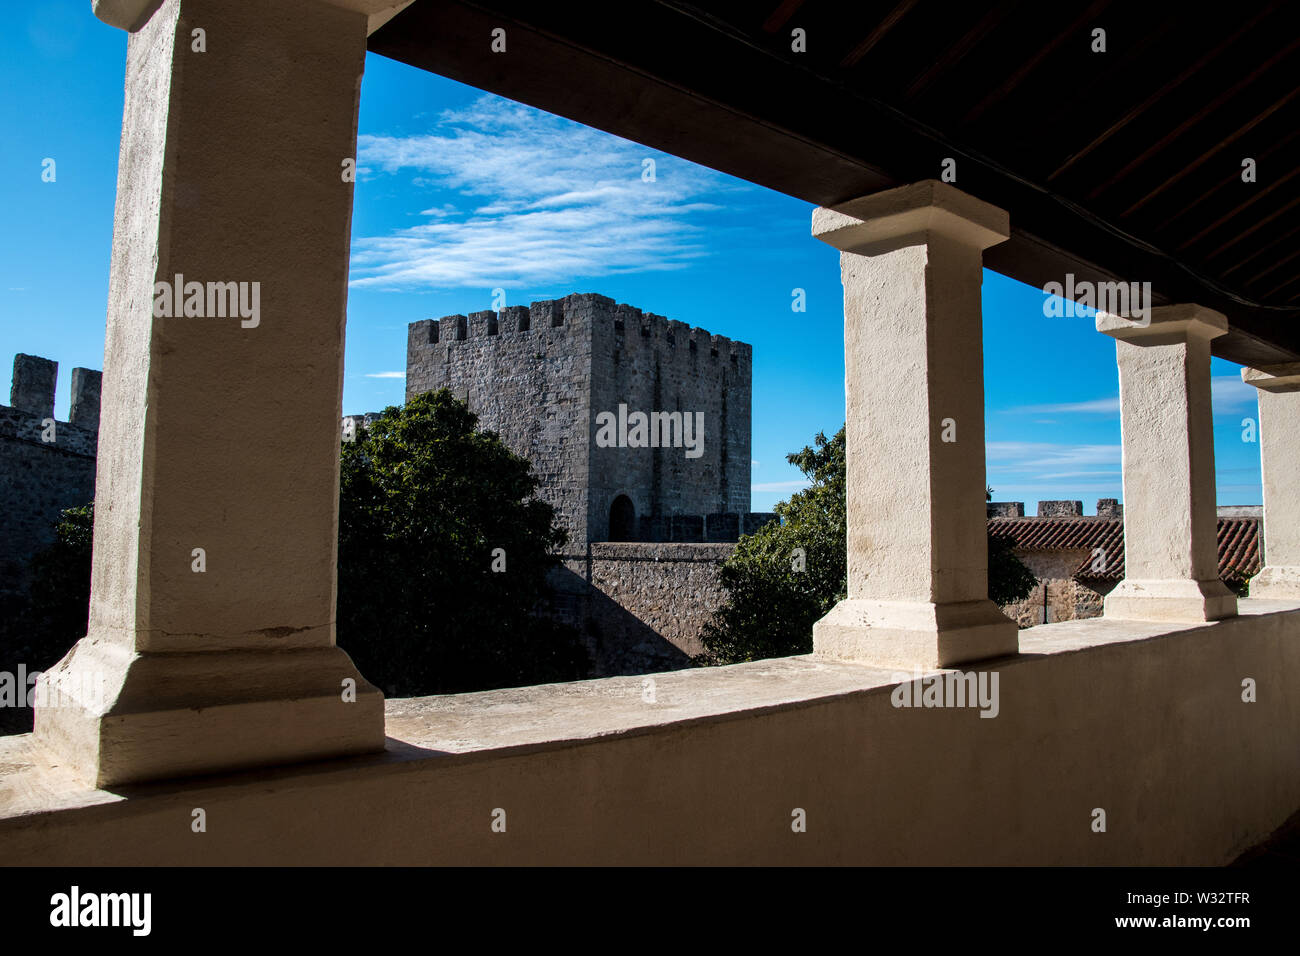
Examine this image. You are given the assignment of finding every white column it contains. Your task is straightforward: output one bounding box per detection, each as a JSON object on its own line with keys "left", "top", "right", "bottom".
{"left": 810, "top": 180, "right": 1018, "bottom": 669}
{"left": 1241, "top": 362, "right": 1300, "bottom": 598}
{"left": 1097, "top": 305, "right": 1237, "bottom": 621}
{"left": 35, "top": 0, "right": 384, "bottom": 786}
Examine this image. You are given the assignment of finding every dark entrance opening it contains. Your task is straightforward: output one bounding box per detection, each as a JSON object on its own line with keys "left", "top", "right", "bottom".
{"left": 609, "top": 495, "right": 635, "bottom": 542}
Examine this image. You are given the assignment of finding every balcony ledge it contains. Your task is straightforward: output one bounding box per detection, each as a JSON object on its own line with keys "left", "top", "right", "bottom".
{"left": 2, "top": 598, "right": 1298, "bottom": 865}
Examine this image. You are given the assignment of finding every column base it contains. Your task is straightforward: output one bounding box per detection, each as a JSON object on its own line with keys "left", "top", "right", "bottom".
{"left": 1246, "top": 566, "right": 1300, "bottom": 600}
{"left": 1102, "top": 578, "right": 1238, "bottom": 622}
{"left": 812, "top": 598, "right": 1019, "bottom": 670}
{"left": 33, "top": 636, "right": 385, "bottom": 788}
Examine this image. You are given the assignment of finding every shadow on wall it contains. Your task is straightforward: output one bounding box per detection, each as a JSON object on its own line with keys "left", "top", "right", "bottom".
{"left": 549, "top": 564, "right": 694, "bottom": 676}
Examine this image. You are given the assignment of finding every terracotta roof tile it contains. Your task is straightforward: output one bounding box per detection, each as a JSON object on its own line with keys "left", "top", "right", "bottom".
{"left": 988, "top": 516, "right": 1122, "bottom": 552}
{"left": 987, "top": 515, "right": 1261, "bottom": 584}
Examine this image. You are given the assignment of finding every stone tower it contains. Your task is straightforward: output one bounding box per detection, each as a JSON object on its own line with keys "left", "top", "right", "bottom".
{"left": 405, "top": 293, "right": 753, "bottom": 544}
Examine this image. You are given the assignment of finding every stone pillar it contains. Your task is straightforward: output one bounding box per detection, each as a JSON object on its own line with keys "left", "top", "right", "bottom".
{"left": 810, "top": 180, "right": 1018, "bottom": 669}
{"left": 1097, "top": 305, "right": 1237, "bottom": 621}
{"left": 1241, "top": 363, "right": 1300, "bottom": 598}
{"left": 35, "top": 0, "right": 384, "bottom": 787}
{"left": 10, "top": 354, "right": 56, "bottom": 419}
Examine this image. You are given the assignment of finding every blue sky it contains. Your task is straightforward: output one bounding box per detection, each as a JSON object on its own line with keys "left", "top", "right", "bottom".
{"left": 1, "top": 2, "right": 1262, "bottom": 513}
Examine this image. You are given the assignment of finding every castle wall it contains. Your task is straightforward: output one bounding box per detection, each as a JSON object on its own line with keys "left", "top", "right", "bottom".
{"left": 405, "top": 296, "right": 759, "bottom": 677}
{"left": 0, "top": 356, "right": 101, "bottom": 593}
{"left": 408, "top": 293, "right": 752, "bottom": 547}
{"left": 406, "top": 295, "right": 594, "bottom": 545}
{"left": 550, "top": 542, "right": 734, "bottom": 676}
{"left": 587, "top": 298, "right": 751, "bottom": 541}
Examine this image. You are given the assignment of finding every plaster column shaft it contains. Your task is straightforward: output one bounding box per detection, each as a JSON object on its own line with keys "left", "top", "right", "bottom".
{"left": 1242, "top": 363, "right": 1300, "bottom": 597}
{"left": 35, "top": 0, "right": 384, "bottom": 786}
{"left": 810, "top": 180, "right": 1018, "bottom": 669}
{"left": 1097, "top": 305, "right": 1237, "bottom": 621}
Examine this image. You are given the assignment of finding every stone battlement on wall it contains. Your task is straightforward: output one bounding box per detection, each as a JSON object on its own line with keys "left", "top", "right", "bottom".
{"left": 2, "top": 354, "right": 101, "bottom": 451}
{"left": 1, "top": 355, "right": 102, "bottom": 592}
{"left": 408, "top": 293, "right": 753, "bottom": 369}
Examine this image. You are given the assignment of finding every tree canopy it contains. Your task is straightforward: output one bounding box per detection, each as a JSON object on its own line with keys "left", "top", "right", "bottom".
{"left": 698, "top": 427, "right": 1037, "bottom": 665}
{"left": 336, "top": 390, "right": 589, "bottom": 695}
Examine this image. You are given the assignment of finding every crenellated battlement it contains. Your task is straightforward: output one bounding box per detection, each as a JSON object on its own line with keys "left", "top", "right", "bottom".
{"left": 0, "top": 354, "right": 102, "bottom": 593}
{"left": 408, "top": 294, "right": 751, "bottom": 370}
{"left": 2, "top": 354, "right": 102, "bottom": 451}
{"left": 405, "top": 294, "right": 753, "bottom": 546}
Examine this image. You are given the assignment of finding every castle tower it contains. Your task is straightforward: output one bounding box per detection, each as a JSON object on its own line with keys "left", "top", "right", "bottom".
{"left": 405, "top": 293, "right": 753, "bottom": 545}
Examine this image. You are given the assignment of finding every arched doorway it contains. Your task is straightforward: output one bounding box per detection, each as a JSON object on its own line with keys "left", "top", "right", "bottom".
{"left": 609, "top": 495, "right": 636, "bottom": 542}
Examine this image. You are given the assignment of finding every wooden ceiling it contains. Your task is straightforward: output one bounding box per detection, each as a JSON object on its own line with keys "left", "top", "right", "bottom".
{"left": 370, "top": 0, "right": 1300, "bottom": 366}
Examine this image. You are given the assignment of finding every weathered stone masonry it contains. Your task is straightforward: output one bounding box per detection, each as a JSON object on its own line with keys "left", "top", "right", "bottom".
{"left": 406, "top": 294, "right": 775, "bottom": 675}
{"left": 407, "top": 292, "right": 757, "bottom": 544}
{"left": 1, "top": 355, "right": 101, "bottom": 595}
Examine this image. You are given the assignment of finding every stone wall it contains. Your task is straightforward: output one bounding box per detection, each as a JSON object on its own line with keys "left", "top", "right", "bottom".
{"left": 0, "top": 356, "right": 101, "bottom": 594}
{"left": 1036, "top": 499, "right": 1083, "bottom": 517}
{"left": 587, "top": 297, "right": 751, "bottom": 542}
{"left": 407, "top": 298, "right": 594, "bottom": 543}
{"left": 999, "top": 550, "right": 1113, "bottom": 627}
{"left": 551, "top": 542, "right": 734, "bottom": 676}
{"left": 406, "top": 293, "right": 752, "bottom": 546}
{"left": 405, "top": 294, "right": 762, "bottom": 676}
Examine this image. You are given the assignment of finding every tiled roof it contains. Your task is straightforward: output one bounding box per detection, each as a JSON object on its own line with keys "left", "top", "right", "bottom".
{"left": 988, "top": 516, "right": 1122, "bottom": 553}
{"left": 987, "top": 516, "right": 1261, "bottom": 583}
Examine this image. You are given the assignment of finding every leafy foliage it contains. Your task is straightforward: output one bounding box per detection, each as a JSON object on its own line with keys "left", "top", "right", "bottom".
{"left": 0, "top": 502, "right": 94, "bottom": 734}
{"left": 698, "top": 429, "right": 846, "bottom": 665}
{"left": 336, "top": 390, "right": 589, "bottom": 695}
{"left": 0, "top": 392, "right": 590, "bottom": 737}
{"left": 698, "top": 428, "right": 1038, "bottom": 665}
{"left": 987, "top": 534, "right": 1038, "bottom": 607}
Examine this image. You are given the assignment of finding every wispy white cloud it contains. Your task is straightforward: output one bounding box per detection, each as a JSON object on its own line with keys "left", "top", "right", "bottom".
{"left": 1033, "top": 470, "right": 1122, "bottom": 480}
{"left": 363, "top": 371, "right": 405, "bottom": 379}
{"left": 1004, "top": 377, "right": 1257, "bottom": 419}
{"left": 986, "top": 442, "right": 1121, "bottom": 470}
{"left": 350, "top": 97, "right": 745, "bottom": 290}
{"left": 1006, "top": 396, "right": 1120, "bottom": 415}
{"left": 1211, "top": 375, "right": 1258, "bottom": 412}
{"left": 752, "top": 479, "right": 812, "bottom": 493}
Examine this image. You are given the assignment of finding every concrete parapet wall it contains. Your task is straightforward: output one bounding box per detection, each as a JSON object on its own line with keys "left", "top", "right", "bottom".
{"left": 3, "top": 601, "right": 1298, "bottom": 864}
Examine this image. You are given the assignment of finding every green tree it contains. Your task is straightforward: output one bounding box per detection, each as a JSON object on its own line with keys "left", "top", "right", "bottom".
{"left": 0, "top": 392, "right": 590, "bottom": 737}
{"left": 986, "top": 486, "right": 1037, "bottom": 605}
{"left": 698, "top": 428, "right": 1037, "bottom": 665}
{"left": 0, "top": 502, "right": 94, "bottom": 734}
{"left": 337, "top": 390, "right": 589, "bottom": 695}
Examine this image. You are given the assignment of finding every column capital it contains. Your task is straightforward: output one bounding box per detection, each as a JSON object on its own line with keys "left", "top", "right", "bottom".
{"left": 94, "top": 0, "right": 411, "bottom": 34}
{"left": 1097, "top": 303, "right": 1227, "bottom": 343}
{"left": 1242, "top": 362, "right": 1300, "bottom": 393}
{"left": 812, "top": 180, "right": 1009, "bottom": 255}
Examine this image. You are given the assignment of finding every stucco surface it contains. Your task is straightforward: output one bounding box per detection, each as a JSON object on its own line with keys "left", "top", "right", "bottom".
{"left": 3, "top": 601, "right": 1297, "bottom": 865}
